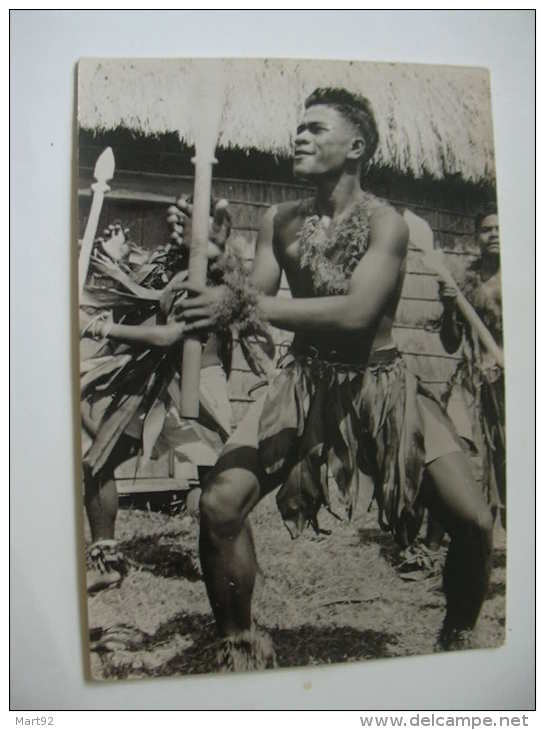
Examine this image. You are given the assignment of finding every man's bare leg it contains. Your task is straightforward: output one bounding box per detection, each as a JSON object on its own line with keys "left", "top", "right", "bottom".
{"left": 425, "top": 514, "right": 446, "bottom": 551}
{"left": 84, "top": 469, "right": 126, "bottom": 592}
{"left": 199, "top": 458, "right": 264, "bottom": 637}
{"left": 424, "top": 451, "right": 493, "bottom": 646}
{"left": 200, "top": 443, "right": 492, "bottom": 654}
{"left": 199, "top": 449, "right": 280, "bottom": 670}
{"left": 84, "top": 472, "right": 118, "bottom": 542}
{"left": 83, "top": 434, "right": 135, "bottom": 541}
{"left": 493, "top": 443, "right": 507, "bottom": 531}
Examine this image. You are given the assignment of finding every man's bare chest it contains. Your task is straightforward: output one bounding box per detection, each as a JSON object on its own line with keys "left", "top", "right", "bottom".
{"left": 465, "top": 271, "right": 503, "bottom": 341}
{"left": 273, "top": 198, "right": 379, "bottom": 297}
{"left": 275, "top": 227, "right": 317, "bottom": 296}
{"left": 472, "top": 275, "right": 501, "bottom": 316}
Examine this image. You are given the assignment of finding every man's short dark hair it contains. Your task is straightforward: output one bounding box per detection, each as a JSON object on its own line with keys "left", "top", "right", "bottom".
{"left": 305, "top": 87, "right": 379, "bottom": 166}
{"left": 475, "top": 203, "right": 498, "bottom": 232}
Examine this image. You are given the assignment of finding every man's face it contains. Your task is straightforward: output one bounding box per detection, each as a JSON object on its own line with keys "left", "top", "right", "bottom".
{"left": 477, "top": 214, "right": 500, "bottom": 256}
{"left": 293, "top": 105, "right": 361, "bottom": 179}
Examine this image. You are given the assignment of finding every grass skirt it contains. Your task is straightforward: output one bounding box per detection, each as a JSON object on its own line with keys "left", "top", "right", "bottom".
{"left": 258, "top": 348, "right": 437, "bottom": 547}
{"left": 445, "top": 359, "right": 505, "bottom": 512}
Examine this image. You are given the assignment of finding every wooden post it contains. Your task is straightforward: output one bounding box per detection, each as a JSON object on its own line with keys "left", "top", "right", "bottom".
{"left": 180, "top": 62, "right": 225, "bottom": 418}
{"left": 180, "top": 152, "right": 217, "bottom": 416}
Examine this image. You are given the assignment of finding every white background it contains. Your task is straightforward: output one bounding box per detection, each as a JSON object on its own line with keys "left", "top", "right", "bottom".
{"left": 10, "top": 9, "right": 535, "bottom": 711}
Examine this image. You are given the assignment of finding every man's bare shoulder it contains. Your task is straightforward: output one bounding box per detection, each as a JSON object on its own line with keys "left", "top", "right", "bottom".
{"left": 264, "top": 199, "right": 310, "bottom": 249}
{"left": 258, "top": 199, "right": 304, "bottom": 228}
{"left": 270, "top": 199, "right": 308, "bottom": 226}
{"left": 368, "top": 204, "right": 409, "bottom": 257}
{"left": 256, "top": 200, "right": 307, "bottom": 254}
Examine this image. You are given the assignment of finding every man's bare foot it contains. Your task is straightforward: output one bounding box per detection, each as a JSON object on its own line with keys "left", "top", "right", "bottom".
{"left": 436, "top": 626, "right": 475, "bottom": 652}
{"left": 397, "top": 541, "right": 446, "bottom": 583}
{"left": 217, "top": 629, "right": 277, "bottom": 672}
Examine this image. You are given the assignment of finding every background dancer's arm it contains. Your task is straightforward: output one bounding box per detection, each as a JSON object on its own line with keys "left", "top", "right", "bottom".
{"left": 438, "top": 282, "right": 464, "bottom": 353}
{"left": 85, "top": 318, "right": 186, "bottom": 348}
{"left": 108, "top": 322, "right": 186, "bottom": 347}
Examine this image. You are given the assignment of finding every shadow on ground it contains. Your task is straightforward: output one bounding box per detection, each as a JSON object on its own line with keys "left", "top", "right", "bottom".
{"left": 358, "top": 526, "right": 401, "bottom": 566}
{"left": 271, "top": 624, "right": 398, "bottom": 666}
{"left": 120, "top": 533, "right": 201, "bottom": 581}
{"left": 93, "top": 611, "right": 399, "bottom": 679}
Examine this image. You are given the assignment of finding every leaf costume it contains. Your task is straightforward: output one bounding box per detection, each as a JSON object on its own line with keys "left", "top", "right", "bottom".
{"left": 442, "top": 264, "right": 505, "bottom": 514}
{"left": 80, "top": 241, "right": 270, "bottom": 480}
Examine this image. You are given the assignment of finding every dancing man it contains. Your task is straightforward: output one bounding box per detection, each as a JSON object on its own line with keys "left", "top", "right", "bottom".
{"left": 175, "top": 88, "right": 494, "bottom": 666}
{"left": 439, "top": 205, "right": 505, "bottom": 527}
{"left": 81, "top": 200, "right": 233, "bottom": 593}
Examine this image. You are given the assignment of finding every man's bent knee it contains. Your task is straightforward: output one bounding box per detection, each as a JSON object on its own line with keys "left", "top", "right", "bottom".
{"left": 473, "top": 504, "right": 494, "bottom": 535}
{"left": 454, "top": 502, "right": 494, "bottom": 540}
{"left": 200, "top": 473, "right": 257, "bottom": 539}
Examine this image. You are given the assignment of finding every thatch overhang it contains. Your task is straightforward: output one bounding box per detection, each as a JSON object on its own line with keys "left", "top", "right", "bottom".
{"left": 78, "top": 58, "right": 496, "bottom": 184}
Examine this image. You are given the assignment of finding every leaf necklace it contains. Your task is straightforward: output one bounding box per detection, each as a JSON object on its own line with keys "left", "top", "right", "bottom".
{"left": 298, "top": 192, "right": 384, "bottom": 295}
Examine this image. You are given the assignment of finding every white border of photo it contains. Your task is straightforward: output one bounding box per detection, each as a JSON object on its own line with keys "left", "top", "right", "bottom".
{"left": 9, "top": 7, "right": 535, "bottom": 717}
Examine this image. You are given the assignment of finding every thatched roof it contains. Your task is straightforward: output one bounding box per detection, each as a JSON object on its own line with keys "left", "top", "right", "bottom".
{"left": 78, "top": 58, "right": 495, "bottom": 182}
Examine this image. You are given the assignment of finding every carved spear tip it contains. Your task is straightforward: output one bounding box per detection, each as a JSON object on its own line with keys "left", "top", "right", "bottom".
{"left": 94, "top": 146, "right": 115, "bottom": 183}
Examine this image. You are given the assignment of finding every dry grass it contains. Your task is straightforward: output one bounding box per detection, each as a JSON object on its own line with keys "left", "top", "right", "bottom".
{"left": 78, "top": 59, "right": 494, "bottom": 182}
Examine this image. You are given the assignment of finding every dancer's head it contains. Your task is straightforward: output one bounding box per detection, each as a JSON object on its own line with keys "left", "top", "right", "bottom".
{"left": 293, "top": 87, "right": 379, "bottom": 179}
{"left": 475, "top": 204, "right": 499, "bottom": 257}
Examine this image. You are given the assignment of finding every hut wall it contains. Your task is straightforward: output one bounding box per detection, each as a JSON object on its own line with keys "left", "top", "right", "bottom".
{"left": 79, "top": 168, "right": 479, "bottom": 425}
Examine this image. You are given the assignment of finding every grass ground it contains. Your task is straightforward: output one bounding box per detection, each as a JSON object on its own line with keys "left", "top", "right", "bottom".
{"left": 86, "top": 491, "right": 506, "bottom": 681}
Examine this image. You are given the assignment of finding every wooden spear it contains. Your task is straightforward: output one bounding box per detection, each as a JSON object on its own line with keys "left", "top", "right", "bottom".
{"left": 78, "top": 146, "right": 115, "bottom": 297}
{"left": 404, "top": 210, "right": 504, "bottom": 368}
{"left": 180, "top": 63, "right": 226, "bottom": 417}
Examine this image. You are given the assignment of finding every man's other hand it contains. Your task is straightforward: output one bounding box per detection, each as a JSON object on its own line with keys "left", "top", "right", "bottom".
{"left": 167, "top": 196, "right": 232, "bottom": 259}
{"left": 438, "top": 280, "right": 458, "bottom": 309}
{"left": 172, "top": 282, "right": 228, "bottom": 331}
{"left": 166, "top": 196, "right": 191, "bottom": 247}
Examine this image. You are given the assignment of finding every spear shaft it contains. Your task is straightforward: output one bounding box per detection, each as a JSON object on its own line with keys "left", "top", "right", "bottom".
{"left": 180, "top": 155, "right": 216, "bottom": 416}
{"left": 180, "top": 62, "right": 225, "bottom": 418}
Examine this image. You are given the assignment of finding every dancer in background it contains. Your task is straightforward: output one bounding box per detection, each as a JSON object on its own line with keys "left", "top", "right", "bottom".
{"left": 439, "top": 205, "right": 505, "bottom": 528}
{"left": 174, "top": 88, "right": 493, "bottom": 666}
{"left": 81, "top": 199, "right": 234, "bottom": 593}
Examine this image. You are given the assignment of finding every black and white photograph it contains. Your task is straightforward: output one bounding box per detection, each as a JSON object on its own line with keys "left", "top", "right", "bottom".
{"left": 76, "top": 57, "right": 508, "bottom": 681}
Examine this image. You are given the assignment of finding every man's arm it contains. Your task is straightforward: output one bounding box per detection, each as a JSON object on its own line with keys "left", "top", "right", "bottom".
{"left": 170, "top": 204, "right": 282, "bottom": 326}
{"left": 259, "top": 207, "right": 407, "bottom": 334}
{"left": 438, "top": 283, "right": 464, "bottom": 353}
{"left": 249, "top": 204, "right": 283, "bottom": 295}
{"left": 82, "top": 317, "right": 186, "bottom": 348}
{"left": 107, "top": 321, "right": 186, "bottom": 348}
{"left": 176, "top": 205, "right": 406, "bottom": 336}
